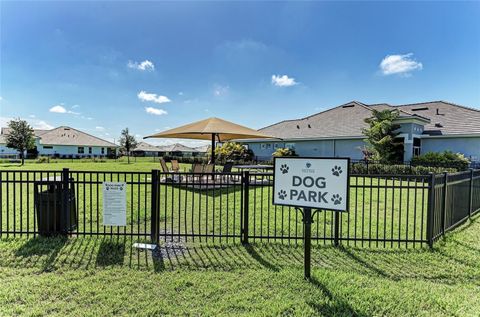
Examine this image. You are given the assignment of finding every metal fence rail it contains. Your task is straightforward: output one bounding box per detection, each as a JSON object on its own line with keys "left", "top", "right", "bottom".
{"left": 1, "top": 168, "right": 479, "bottom": 247}
{"left": 429, "top": 170, "right": 480, "bottom": 244}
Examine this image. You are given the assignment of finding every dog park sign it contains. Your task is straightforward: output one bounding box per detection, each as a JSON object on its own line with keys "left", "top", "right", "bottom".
{"left": 273, "top": 157, "right": 349, "bottom": 211}
{"left": 273, "top": 157, "right": 350, "bottom": 279}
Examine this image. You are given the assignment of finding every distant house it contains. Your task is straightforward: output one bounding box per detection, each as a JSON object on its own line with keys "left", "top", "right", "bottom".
{"left": 241, "top": 101, "right": 480, "bottom": 163}
{"left": 157, "top": 143, "right": 201, "bottom": 157}
{"left": 132, "top": 142, "right": 208, "bottom": 157}
{"left": 0, "top": 126, "right": 118, "bottom": 158}
{"left": 131, "top": 142, "right": 162, "bottom": 157}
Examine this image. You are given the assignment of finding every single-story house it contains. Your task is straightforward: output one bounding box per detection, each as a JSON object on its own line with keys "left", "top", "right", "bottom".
{"left": 131, "top": 142, "right": 163, "bottom": 157}
{"left": 132, "top": 142, "right": 208, "bottom": 157}
{"left": 157, "top": 143, "right": 202, "bottom": 157}
{"left": 0, "top": 126, "right": 118, "bottom": 158}
{"left": 241, "top": 101, "right": 480, "bottom": 163}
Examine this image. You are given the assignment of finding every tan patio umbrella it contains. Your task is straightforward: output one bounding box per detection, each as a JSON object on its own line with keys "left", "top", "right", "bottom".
{"left": 144, "top": 117, "right": 275, "bottom": 164}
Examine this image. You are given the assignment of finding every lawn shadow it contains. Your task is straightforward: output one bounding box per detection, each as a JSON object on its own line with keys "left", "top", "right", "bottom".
{"left": 95, "top": 238, "right": 126, "bottom": 267}
{"left": 243, "top": 244, "right": 282, "bottom": 272}
{"left": 15, "top": 235, "right": 68, "bottom": 272}
{"left": 307, "top": 276, "right": 368, "bottom": 317}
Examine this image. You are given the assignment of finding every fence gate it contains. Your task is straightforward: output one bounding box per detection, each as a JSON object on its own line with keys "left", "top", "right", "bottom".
{"left": 151, "top": 171, "right": 244, "bottom": 243}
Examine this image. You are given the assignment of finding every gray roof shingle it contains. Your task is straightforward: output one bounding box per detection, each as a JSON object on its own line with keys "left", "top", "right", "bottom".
{"left": 259, "top": 101, "right": 480, "bottom": 139}
{"left": 157, "top": 143, "right": 199, "bottom": 152}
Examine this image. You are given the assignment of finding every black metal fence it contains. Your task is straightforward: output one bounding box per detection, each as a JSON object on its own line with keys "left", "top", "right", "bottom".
{"left": 1, "top": 169, "right": 479, "bottom": 247}
{"left": 428, "top": 169, "right": 480, "bottom": 244}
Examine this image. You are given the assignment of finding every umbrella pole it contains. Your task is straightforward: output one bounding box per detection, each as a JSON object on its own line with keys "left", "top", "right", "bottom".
{"left": 211, "top": 133, "right": 216, "bottom": 179}
{"left": 211, "top": 133, "right": 216, "bottom": 165}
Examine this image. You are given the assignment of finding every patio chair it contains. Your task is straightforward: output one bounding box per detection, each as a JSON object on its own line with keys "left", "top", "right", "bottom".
{"left": 189, "top": 163, "right": 204, "bottom": 183}
{"left": 203, "top": 164, "right": 214, "bottom": 174}
{"left": 217, "top": 162, "right": 238, "bottom": 183}
{"left": 191, "top": 163, "right": 204, "bottom": 173}
{"left": 159, "top": 158, "right": 172, "bottom": 173}
{"left": 171, "top": 159, "right": 180, "bottom": 172}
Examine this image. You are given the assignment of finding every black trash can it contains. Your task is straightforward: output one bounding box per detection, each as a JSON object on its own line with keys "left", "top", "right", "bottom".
{"left": 34, "top": 176, "right": 77, "bottom": 236}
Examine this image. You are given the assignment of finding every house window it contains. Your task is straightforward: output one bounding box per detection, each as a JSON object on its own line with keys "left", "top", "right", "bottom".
{"left": 261, "top": 144, "right": 266, "bottom": 149}
{"left": 413, "top": 138, "right": 421, "bottom": 157}
{"left": 274, "top": 143, "right": 280, "bottom": 149}
{"left": 101, "top": 148, "right": 105, "bottom": 154}
{"left": 89, "top": 147, "right": 92, "bottom": 154}
{"left": 43, "top": 146, "right": 53, "bottom": 149}
{"left": 285, "top": 143, "right": 296, "bottom": 150}
{"left": 78, "top": 147, "right": 84, "bottom": 154}
{"left": 266, "top": 143, "right": 271, "bottom": 149}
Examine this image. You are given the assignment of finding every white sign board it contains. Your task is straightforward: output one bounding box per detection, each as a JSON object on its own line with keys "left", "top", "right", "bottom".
{"left": 273, "top": 157, "right": 349, "bottom": 211}
{"left": 102, "top": 182, "right": 127, "bottom": 226}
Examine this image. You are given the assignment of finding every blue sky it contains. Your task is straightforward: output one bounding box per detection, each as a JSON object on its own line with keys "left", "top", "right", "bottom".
{"left": 1, "top": 1, "right": 479, "bottom": 146}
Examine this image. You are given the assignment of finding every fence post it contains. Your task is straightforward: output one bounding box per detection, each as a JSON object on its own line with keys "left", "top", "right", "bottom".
{"left": 442, "top": 172, "right": 448, "bottom": 235}
{"left": 150, "top": 169, "right": 159, "bottom": 244}
{"left": 426, "top": 173, "right": 435, "bottom": 248}
{"left": 242, "top": 171, "right": 250, "bottom": 244}
{"left": 468, "top": 168, "right": 474, "bottom": 219}
{"left": 334, "top": 211, "right": 340, "bottom": 246}
{"left": 62, "top": 168, "right": 70, "bottom": 235}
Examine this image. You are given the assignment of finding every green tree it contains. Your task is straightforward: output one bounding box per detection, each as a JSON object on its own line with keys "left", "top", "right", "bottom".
{"left": 362, "top": 109, "right": 402, "bottom": 163}
{"left": 119, "top": 128, "right": 137, "bottom": 164}
{"left": 5, "top": 118, "right": 36, "bottom": 166}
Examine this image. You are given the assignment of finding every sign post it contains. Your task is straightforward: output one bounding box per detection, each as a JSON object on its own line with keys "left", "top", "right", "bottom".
{"left": 273, "top": 157, "right": 349, "bottom": 279}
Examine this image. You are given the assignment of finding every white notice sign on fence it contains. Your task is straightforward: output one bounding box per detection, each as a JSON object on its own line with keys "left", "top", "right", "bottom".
{"left": 103, "top": 182, "right": 127, "bottom": 226}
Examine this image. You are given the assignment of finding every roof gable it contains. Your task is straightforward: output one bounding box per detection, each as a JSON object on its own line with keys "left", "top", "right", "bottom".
{"left": 397, "top": 101, "right": 480, "bottom": 135}
{"left": 38, "top": 126, "right": 117, "bottom": 147}
{"left": 259, "top": 101, "right": 375, "bottom": 139}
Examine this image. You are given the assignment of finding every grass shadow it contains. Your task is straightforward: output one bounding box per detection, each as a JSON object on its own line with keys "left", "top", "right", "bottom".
{"left": 243, "top": 243, "right": 280, "bottom": 272}
{"left": 95, "top": 238, "right": 126, "bottom": 267}
{"left": 14, "top": 235, "right": 68, "bottom": 272}
{"left": 308, "top": 276, "right": 368, "bottom": 317}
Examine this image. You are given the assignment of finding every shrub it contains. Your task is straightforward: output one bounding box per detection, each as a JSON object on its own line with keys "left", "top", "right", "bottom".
{"left": 411, "top": 151, "right": 470, "bottom": 171}
{"left": 35, "top": 156, "right": 50, "bottom": 164}
{"left": 350, "top": 162, "right": 457, "bottom": 175}
{"left": 215, "top": 142, "right": 253, "bottom": 162}
{"left": 272, "top": 148, "right": 297, "bottom": 157}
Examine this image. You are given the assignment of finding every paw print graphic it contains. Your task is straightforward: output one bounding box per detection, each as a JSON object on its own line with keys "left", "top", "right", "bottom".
{"left": 278, "top": 190, "right": 287, "bottom": 200}
{"left": 280, "top": 164, "right": 289, "bottom": 174}
{"left": 331, "top": 194, "right": 342, "bottom": 205}
{"left": 332, "top": 165, "right": 343, "bottom": 177}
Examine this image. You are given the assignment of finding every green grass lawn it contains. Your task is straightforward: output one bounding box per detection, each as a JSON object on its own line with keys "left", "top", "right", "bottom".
{"left": 0, "top": 159, "right": 479, "bottom": 315}
{"left": 0, "top": 215, "right": 479, "bottom": 316}
{"left": 0, "top": 157, "right": 190, "bottom": 172}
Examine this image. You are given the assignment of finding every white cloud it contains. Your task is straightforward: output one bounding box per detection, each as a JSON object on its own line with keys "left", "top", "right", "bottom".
{"left": 145, "top": 107, "right": 167, "bottom": 116}
{"left": 213, "top": 84, "right": 229, "bottom": 96}
{"left": 178, "top": 92, "right": 184, "bottom": 96}
{"left": 0, "top": 116, "right": 54, "bottom": 130}
{"left": 380, "top": 53, "right": 423, "bottom": 76}
{"left": 29, "top": 114, "right": 36, "bottom": 118}
{"left": 34, "top": 120, "right": 55, "bottom": 130}
{"left": 138, "top": 91, "right": 171, "bottom": 104}
{"left": 127, "top": 60, "right": 155, "bottom": 71}
{"left": 71, "top": 104, "right": 80, "bottom": 109}
{"left": 95, "top": 126, "right": 105, "bottom": 131}
{"left": 49, "top": 104, "right": 80, "bottom": 115}
{"left": 49, "top": 105, "right": 67, "bottom": 113}
{"left": 271, "top": 74, "right": 298, "bottom": 87}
